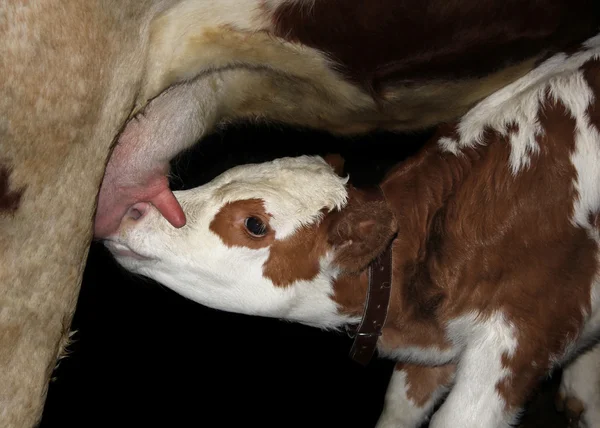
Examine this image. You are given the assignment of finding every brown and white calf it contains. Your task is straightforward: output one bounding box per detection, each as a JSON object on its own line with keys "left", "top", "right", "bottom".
{"left": 105, "top": 37, "right": 600, "bottom": 427}
{"left": 3, "top": 0, "right": 599, "bottom": 425}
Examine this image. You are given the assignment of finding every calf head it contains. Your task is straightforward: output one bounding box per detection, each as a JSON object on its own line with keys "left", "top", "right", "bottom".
{"left": 104, "top": 155, "right": 396, "bottom": 329}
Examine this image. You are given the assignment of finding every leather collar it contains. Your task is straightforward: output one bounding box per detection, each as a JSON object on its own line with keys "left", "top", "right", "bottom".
{"left": 346, "top": 242, "right": 393, "bottom": 366}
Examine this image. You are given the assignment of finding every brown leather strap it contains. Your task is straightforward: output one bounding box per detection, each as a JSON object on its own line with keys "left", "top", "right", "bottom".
{"left": 348, "top": 243, "right": 393, "bottom": 366}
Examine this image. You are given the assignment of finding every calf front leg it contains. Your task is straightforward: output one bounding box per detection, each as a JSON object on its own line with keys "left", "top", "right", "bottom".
{"left": 558, "top": 343, "right": 600, "bottom": 427}
{"left": 429, "top": 313, "right": 536, "bottom": 428}
{"left": 376, "top": 363, "right": 455, "bottom": 428}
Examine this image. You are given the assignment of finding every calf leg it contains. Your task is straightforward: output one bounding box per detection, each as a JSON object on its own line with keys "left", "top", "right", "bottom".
{"left": 376, "top": 363, "right": 454, "bottom": 428}
{"left": 429, "top": 313, "right": 532, "bottom": 428}
{"left": 558, "top": 343, "right": 600, "bottom": 427}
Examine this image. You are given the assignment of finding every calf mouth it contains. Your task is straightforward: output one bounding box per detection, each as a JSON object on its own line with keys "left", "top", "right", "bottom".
{"left": 103, "top": 239, "right": 152, "bottom": 261}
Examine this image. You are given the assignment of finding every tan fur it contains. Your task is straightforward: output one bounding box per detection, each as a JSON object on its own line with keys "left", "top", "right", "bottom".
{"left": 0, "top": 1, "right": 166, "bottom": 426}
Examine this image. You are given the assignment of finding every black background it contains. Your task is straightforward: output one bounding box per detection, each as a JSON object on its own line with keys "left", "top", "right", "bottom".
{"left": 40, "top": 123, "right": 568, "bottom": 427}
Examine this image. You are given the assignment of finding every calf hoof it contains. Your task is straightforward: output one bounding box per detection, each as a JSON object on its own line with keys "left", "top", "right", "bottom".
{"left": 556, "top": 392, "right": 584, "bottom": 428}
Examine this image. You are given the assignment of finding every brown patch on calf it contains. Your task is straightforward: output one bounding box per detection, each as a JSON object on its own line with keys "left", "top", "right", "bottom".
{"left": 328, "top": 186, "right": 397, "bottom": 274}
{"left": 328, "top": 181, "right": 459, "bottom": 350}
{"left": 449, "top": 96, "right": 595, "bottom": 409}
{"left": 210, "top": 198, "right": 342, "bottom": 288}
{"left": 398, "top": 362, "right": 456, "bottom": 407}
{"left": 429, "top": 95, "right": 597, "bottom": 410}
{"left": 331, "top": 141, "right": 473, "bottom": 351}
{"left": 209, "top": 199, "right": 275, "bottom": 249}
{"left": 332, "top": 271, "right": 370, "bottom": 316}
{"left": 0, "top": 166, "right": 24, "bottom": 214}
{"left": 271, "top": 0, "right": 600, "bottom": 95}
{"left": 262, "top": 184, "right": 398, "bottom": 289}
{"left": 330, "top": 78, "right": 599, "bottom": 413}
{"left": 262, "top": 223, "right": 328, "bottom": 287}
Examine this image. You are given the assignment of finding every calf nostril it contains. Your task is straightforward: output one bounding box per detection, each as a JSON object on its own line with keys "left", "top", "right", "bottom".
{"left": 127, "top": 202, "right": 150, "bottom": 221}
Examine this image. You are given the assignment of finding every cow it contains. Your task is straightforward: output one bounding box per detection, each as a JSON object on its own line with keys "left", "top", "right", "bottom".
{"left": 2, "top": 0, "right": 599, "bottom": 426}
{"left": 103, "top": 36, "right": 600, "bottom": 427}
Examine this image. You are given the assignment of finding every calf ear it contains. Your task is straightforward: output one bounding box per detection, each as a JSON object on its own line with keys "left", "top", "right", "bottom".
{"left": 322, "top": 153, "right": 346, "bottom": 176}
{"left": 327, "top": 190, "right": 397, "bottom": 274}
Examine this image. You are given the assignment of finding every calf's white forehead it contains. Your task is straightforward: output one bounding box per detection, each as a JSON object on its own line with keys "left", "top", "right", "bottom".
{"left": 182, "top": 155, "right": 349, "bottom": 238}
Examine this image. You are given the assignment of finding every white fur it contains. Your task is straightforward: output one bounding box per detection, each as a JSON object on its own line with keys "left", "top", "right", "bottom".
{"left": 560, "top": 344, "right": 600, "bottom": 428}
{"left": 528, "top": 35, "right": 600, "bottom": 426}
{"left": 438, "top": 34, "right": 600, "bottom": 175}
{"left": 430, "top": 312, "right": 519, "bottom": 428}
{"left": 567, "top": 71, "right": 600, "bottom": 230}
{"left": 376, "top": 369, "right": 451, "bottom": 428}
{"left": 191, "top": 155, "right": 349, "bottom": 239}
{"left": 107, "top": 155, "right": 352, "bottom": 329}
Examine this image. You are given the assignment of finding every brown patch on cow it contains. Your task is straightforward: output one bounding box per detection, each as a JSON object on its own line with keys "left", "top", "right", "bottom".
{"left": 0, "top": 166, "right": 24, "bottom": 214}
{"left": 209, "top": 199, "right": 275, "bottom": 249}
{"left": 262, "top": 223, "right": 328, "bottom": 287}
{"left": 271, "top": 0, "right": 600, "bottom": 95}
{"left": 399, "top": 362, "right": 456, "bottom": 407}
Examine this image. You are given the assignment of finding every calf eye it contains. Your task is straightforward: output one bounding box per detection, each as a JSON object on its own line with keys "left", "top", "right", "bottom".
{"left": 245, "top": 217, "right": 268, "bottom": 237}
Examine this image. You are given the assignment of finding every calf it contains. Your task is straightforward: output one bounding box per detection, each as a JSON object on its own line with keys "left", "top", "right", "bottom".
{"left": 105, "top": 38, "right": 600, "bottom": 427}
